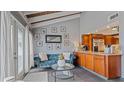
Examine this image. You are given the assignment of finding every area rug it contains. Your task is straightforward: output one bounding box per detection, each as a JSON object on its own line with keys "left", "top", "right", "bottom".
{"left": 23, "top": 71, "right": 48, "bottom": 82}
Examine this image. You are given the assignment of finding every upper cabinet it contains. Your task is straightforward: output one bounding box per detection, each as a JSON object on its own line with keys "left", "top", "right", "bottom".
{"left": 82, "top": 33, "right": 119, "bottom": 51}
{"left": 82, "top": 34, "right": 89, "bottom": 45}
{"left": 92, "top": 34, "right": 104, "bottom": 39}
{"left": 104, "top": 35, "right": 119, "bottom": 45}
{"left": 82, "top": 34, "right": 104, "bottom": 51}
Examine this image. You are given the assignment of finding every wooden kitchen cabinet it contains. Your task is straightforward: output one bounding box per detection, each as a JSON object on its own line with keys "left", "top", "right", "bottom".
{"left": 105, "top": 35, "right": 119, "bottom": 45}
{"left": 81, "top": 53, "right": 86, "bottom": 67}
{"left": 105, "top": 55, "right": 121, "bottom": 78}
{"left": 94, "top": 55, "right": 105, "bottom": 76}
{"left": 85, "top": 54, "right": 94, "bottom": 70}
{"left": 75, "top": 51, "right": 121, "bottom": 79}
{"left": 82, "top": 34, "right": 93, "bottom": 51}
{"left": 75, "top": 52, "right": 82, "bottom": 66}
{"left": 75, "top": 52, "right": 85, "bottom": 67}
{"left": 82, "top": 34, "right": 89, "bottom": 45}
{"left": 92, "top": 34, "right": 104, "bottom": 39}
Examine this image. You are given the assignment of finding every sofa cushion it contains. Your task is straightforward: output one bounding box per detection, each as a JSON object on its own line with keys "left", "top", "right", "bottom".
{"left": 63, "top": 52, "right": 71, "bottom": 60}
{"left": 39, "top": 52, "right": 48, "bottom": 61}
{"left": 47, "top": 54, "right": 59, "bottom": 61}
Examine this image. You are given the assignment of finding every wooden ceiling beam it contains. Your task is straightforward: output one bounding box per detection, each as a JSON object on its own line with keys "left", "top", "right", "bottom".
{"left": 29, "top": 11, "right": 81, "bottom": 24}
{"left": 31, "top": 12, "right": 81, "bottom": 24}
{"left": 26, "top": 11, "right": 61, "bottom": 18}
{"left": 31, "top": 13, "right": 80, "bottom": 28}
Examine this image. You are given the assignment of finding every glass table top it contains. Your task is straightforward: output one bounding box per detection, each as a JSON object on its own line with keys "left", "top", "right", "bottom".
{"left": 51, "top": 63, "right": 75, "bottom": 71}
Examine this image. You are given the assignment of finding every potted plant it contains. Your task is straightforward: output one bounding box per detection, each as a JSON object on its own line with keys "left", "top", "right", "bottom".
{"left": 57, "top": 54, "right": 65, "bottom": 67}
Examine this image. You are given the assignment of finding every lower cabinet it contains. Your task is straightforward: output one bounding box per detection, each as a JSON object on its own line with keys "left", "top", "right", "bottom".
{"left": 75, "top": 52, "right": 121, "bottom": 79}
{"left": 93, "top": 55, "right": 105, "bottom": 76}
{"left": 85, "top": 54, "right": 94, "bottom": 70}
{"left": 75, "top": 52, "right": 85, "bottom": 67}
{"left": 81, "top": 53, "right": 85, "bottom": 67}
{"left": 105, "top": 55, "right": 121, "bottom": 78}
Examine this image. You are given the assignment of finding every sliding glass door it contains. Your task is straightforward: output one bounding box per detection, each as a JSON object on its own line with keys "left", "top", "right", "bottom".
{"left": 17, "top": 27, "right": 24, "bottom": 75}
{"left": 0, "top": 12, "right": 26, "bottom": 81}
{"left": 16, "top": 20, "right": 25, "bottom": 80}
{"left": 10, "top": 15, "right": 25, "bottom": 80}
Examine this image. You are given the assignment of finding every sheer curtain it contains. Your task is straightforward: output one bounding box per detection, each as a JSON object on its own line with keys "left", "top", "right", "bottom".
{"left": 29, "top": 31, "right": 34, "bottom": 68}
{"left": 0, "top": 11, "right": 12, "bottom": 81}
{"left": 24, "top": 26, "right": 29, "bottom": 73}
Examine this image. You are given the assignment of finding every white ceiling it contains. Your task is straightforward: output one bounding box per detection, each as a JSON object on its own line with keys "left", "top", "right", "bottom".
{"left": 21, "top": 11, "right": 81, "bottom": 28}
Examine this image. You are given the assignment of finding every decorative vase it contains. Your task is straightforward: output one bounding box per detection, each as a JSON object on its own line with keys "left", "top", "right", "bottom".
{"left": 57, "top": 60, "right": 65, "bottom": 67}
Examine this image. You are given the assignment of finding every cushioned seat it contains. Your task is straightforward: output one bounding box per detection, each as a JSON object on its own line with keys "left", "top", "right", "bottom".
{"left": 34, "top": 53, "right": 76, "bottom": 68}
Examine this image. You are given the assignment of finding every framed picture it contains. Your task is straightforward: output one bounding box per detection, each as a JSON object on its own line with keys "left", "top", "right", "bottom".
{"left": 45, "top": 35, "right": 62, "bottom": 43}
{"left": 63, "top": 33, "right": 69, "bottom": 39}
{"left": 55, "top": 44, "right": 61, "bottom": 50}
{"left": 46, "top": 44, "right": 53, "bottom": 50}
{"left": 41, "top": 28, "right": 47, "bottom": 34}
{"left": 64, "top": 40, "right": 69, "bottom": 47}
{"left": 34, "top": 33, "right": 39, "bottom": 40}
{"left": 60, "top": 26, "right": 66, "bottom": 32}
{"left": 51, "top": 27, "right": 57, "bottom": 33}
{"left": 36, "top": 41, "right": 43, "bottom": 47}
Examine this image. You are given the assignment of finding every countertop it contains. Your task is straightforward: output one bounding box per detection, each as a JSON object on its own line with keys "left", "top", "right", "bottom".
{"left": 76, "top": 51, "right": 122, "bottom": 56}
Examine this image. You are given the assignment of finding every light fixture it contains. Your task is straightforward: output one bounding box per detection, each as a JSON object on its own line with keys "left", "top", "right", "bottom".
{"left": 106, "top": 26, "right": 110, "bottom": 28}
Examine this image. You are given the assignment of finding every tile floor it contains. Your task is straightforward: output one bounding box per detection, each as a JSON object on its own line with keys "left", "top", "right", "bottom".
{"left": 23, "top": 67, "right": 124, "bottom": 82}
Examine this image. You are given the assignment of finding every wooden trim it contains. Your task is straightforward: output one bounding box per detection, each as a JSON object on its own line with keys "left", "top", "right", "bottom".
{"left": 31, "top": 12, "right": 81, "bottom": 24}
{"left": 26, "top": 11, "right": 61, "bottom": 18}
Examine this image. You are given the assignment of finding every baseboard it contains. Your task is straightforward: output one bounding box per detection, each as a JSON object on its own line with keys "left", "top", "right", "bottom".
{"left": 79, "top": 66, "right": 108, "bottom": 80}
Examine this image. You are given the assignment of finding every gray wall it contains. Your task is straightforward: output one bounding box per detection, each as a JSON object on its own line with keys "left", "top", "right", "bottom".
{"left": 32, "top": 18, "right": 80, "bottom": 55}
{"left": 80, "top": 11, "right": 119, "bottom": 41}
{"left": 0, "top": 11, "right": 1, "bottom": 80}
{"left": 119, "top": 12, "right": 124, "bottom": 78}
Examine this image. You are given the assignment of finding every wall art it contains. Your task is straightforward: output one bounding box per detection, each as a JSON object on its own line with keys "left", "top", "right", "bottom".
{"left": 55, "top": 43, "right": 61, "bottom": 50}
{"left": 41, "top": 28, "right": 47, "bottom": 34}
{"left": 63, "top": 33, "right": 69, "bottom": 39}
{"left": 34, "top": 33, "right": 40, "bottom": 40}
{"left": 51, "top": 27, "right": 57, "bottom": 33}
{"left": 45, "top": 35, "right": 62, "bottom": 43}
{"left": 60, "top": 25, "right": 66, "bottom": 32}
{"left": 36, "top": 41, "right": 43, "bottom": 47}
{"left": 46, "top": 44, "right": 53, "bottom": 50}
{"left": 64, "top": 40, "right": 69, "bottom": 47}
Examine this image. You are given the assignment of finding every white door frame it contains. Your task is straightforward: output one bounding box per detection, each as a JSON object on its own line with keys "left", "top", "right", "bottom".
{"left": 11, "top": 14, "right": 25, "bottom": 80}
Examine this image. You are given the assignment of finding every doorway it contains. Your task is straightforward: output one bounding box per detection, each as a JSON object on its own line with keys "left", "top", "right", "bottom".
{"left": 10, "top": 15, "right": 25, "bottom": 80}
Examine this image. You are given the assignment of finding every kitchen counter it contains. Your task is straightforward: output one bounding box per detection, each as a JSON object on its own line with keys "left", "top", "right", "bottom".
{"left": 75, "top": 51, "right": 121, "bottom": 79}
{"left": 76, "top": 51, "right": 122, "bottom": 56}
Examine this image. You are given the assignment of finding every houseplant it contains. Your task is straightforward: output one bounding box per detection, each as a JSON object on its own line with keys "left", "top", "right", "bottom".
{"left": 57, "top": 54, "right": 65, "bottom": 67}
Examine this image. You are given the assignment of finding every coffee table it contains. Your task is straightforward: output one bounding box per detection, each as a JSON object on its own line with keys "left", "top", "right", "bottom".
{"left": 51, "top": 63, "right": 75, "bottom": 82}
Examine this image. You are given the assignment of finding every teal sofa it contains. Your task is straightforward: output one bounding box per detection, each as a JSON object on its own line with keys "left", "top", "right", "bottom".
{"left": 34, "top": 54, "right": 76, "bottom": 68}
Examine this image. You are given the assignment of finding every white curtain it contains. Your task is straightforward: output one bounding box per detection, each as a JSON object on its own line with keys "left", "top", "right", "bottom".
{"left": 24, "top": 26, "right": 29, "bottom": 73}
{"left": 0, "top": 11, "right": 12, "bottom": 81}
{"left": 29, "top": 31, "right": 34, "bottom": 68}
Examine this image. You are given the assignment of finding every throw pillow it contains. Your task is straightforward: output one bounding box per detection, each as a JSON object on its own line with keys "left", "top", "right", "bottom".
{"left": 62, "top": 52, "right": 71, "bottom": 60}
{"left": 39, "top": 52, "right": 48, "bottom": 61}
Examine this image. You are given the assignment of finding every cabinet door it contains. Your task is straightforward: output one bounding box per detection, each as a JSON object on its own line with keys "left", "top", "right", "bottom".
{"left": 94, "top": 55, "right": 105, "bottom": 76}
{"left": 105, "top": 35, "right": 112, "bottom": 45}
{"left": 105, "top": 36, "right": 119, "bottom": 45}
{"left": 113, "top": 37, "right": 119, "bottom": 44}
{"left": 85, "top": 54, "right": 93, "bottom": 70}
{"left": 81, "top": 53, "right": 85, "bottom": 67}
{"left": 105, "top": 55, "right": 121, "bottom": 78}
{"left": 75, "top": 52, "right": 82, "bottom": 66}
{"left": 82, "top": 35, "right": 89, "bottom": 45}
